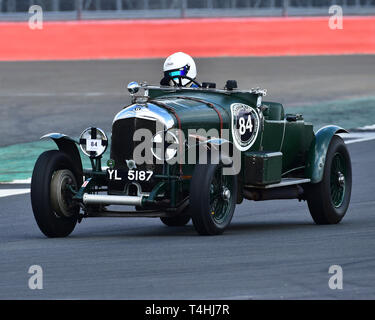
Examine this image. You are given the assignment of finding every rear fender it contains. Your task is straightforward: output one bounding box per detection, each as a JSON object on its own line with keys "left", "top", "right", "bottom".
{"left": 41, "top": 133, "right": 83, "bottom": 177}
{"left": 305, "top": 126, "right": 348, "bottom": 183}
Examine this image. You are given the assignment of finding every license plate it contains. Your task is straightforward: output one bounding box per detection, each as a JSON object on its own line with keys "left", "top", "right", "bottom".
{"left": 107, "top": 169, "right": 153, "bottom": 182}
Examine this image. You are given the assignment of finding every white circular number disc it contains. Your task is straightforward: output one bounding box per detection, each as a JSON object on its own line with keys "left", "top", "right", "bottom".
{"left": 230, "top": 103, "right": 260, "bottom": 151}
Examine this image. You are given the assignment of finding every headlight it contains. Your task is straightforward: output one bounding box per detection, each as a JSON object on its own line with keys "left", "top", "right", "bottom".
{"left": 79, "top": 127, "right": 108, "bottom": 158}
{"left": 151, "top": 130, "right": 179, "bottom": 161}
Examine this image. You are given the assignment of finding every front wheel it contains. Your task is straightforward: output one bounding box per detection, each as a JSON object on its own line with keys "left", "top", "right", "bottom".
{"left": 190, "top": 163, "right": 237, "bottom": 235}
{"left": 305, "top": 135, "right": 352, "bottom": 224}
{"left": 31, "top": 150, "right": 81, "bottom": 238}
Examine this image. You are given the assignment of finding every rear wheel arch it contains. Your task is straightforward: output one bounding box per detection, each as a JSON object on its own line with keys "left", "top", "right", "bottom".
{"left": 304, "top": 135, "right": 352, "bottom": 224}
{"left": 305, "top": 125, "right": 348, "bottom": 184}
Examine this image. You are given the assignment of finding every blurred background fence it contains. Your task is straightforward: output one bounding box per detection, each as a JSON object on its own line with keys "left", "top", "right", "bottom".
{"left": 0, "top": 0, "right": 375, "bottom": 20}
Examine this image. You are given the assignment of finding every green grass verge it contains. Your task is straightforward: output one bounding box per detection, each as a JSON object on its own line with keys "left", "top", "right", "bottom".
{"left": 286, "top": 97, "right": 375, "bottom": 129}
{"left": 0, "top": 139, "right": 109, "bottom": 182}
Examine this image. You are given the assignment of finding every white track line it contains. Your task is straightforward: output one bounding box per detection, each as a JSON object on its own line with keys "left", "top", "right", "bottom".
{"left": 0, "top": 189, "right": 30, "bottom": 198}
{"left": 340, "top": 132, "right": 375, "bottom": 145}
{"left": 345, "top": 136, "right": 375, "bottom": 144}
{"left": 0, "top": 178, "right": 32, "bottom": 185}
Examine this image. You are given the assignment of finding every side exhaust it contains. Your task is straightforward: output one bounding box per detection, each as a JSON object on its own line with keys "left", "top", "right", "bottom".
{"left": 83, "top": 194, "right": 144, "bottom": 206}
{"left": 243, "top": 185, "right": 304, "bottom": 201}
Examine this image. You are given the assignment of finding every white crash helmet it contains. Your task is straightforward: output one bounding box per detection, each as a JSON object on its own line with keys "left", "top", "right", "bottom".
{"left": 163, "top": 52, "right": 197, "bottom": 87}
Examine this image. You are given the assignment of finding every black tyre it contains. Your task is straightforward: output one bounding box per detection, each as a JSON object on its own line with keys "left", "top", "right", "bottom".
{"left": 190, "top": 163, "right": 237, "bottom": 235}
{"left": 160, "top": 214, "right": 191, "bottom": 227}
{"left": 306, "top": 135, "right": 352, "bottom": 224}
{"left": 31, "top": 150, "right": 81, "bottom": 238}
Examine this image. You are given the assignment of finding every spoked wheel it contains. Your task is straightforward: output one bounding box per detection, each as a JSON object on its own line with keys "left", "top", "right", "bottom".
{"left": 31, "top": 150, "right": 82, "bottom": 238}
{"left": 209, "top": 169, "right": 234, "bottom": 225}
{"left": 330, "top": 152, "right": 347, "bottom": 208}
{"left": 190, "top": 163, "right": 237, "bottom": 235}
{"left": 306, "top": 135, "right": 352, "bottom": 224}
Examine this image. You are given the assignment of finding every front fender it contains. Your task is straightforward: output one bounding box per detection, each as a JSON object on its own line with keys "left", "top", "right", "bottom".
{"left": 200, "top": 138, "right": 233, "bottom": 151}
{"left": 305, "top": 125, "right": 348, "bottom": 183}
{"left": 41, "top": 133, "right": 83, "bottom": 176}
{"left": 188, "top": 135, "right": 233, "bottom": 153}
{"left": 189, "top": 137, "right": 234, "bottom": 163}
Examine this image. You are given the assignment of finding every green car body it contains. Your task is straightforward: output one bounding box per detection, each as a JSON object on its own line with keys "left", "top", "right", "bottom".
{"left": 32, "top": 82, "right": 352, "bottom": 237}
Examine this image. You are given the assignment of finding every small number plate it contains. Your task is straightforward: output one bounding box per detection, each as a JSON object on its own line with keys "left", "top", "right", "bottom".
{"left": 86, "top": 139, "right": 101, "bottom": 152}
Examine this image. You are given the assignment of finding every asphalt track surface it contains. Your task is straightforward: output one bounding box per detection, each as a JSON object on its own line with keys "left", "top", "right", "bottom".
{"left": 0, "top": 56, "right": 375, "bottom": 299}
{"left": 1, "top": 139, "right": 375, "bottom": 299}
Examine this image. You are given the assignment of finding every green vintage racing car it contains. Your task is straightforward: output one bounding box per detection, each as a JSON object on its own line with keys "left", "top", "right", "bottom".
{"left": 31, "top": 77, "right": 352, "bottom": 237}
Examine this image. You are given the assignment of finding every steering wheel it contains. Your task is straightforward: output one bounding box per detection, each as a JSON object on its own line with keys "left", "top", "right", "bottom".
{"left": 161, "top": 75, "right": 201, "bottom": 88}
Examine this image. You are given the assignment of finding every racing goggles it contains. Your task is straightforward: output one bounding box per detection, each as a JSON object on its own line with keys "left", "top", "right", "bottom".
{"left": 165, "top": 65, "right": 190, "bottom": 79}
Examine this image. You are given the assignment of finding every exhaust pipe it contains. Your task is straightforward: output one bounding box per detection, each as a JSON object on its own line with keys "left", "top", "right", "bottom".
{"left": 83, "top": 194, "right": 144, "bottom": 206}
{"left": 243, "top": 185, "right": 304, "bottom": 201}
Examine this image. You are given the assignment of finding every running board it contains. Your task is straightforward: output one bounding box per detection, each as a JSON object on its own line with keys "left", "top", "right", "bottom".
{"left": 87, "top": 210, "right": 167, "bottom": 218}
{"left": 245, "top": 178, "right": 311, "bottom": 189}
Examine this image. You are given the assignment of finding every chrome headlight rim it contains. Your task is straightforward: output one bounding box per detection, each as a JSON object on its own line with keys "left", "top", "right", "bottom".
{"left": 79, "top": 127, "right": 108, "bottom": 158}
{"left": 151, "top": 129, "right": 180, "bottom": 161}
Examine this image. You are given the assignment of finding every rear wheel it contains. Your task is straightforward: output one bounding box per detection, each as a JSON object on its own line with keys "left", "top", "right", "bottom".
{"left": 31, "top": 150, "right": 81, "bottom": 238}
{"left": 306, "top": 135, "right": 352, "bottom": 224}
{"left": 190, "top": 163, "right": 237, "bottom": 235}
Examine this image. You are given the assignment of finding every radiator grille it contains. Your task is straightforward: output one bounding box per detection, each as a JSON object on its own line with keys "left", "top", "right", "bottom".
{"left": 109, "top": 117, "right": 163, "bottom": 194}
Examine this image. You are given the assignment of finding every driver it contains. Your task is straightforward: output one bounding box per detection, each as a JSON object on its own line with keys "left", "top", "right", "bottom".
{"left": 161, "top": 52, "right": 199, "bottom": 87}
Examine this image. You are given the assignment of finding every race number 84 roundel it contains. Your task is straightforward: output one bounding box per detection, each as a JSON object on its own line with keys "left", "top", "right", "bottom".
{"left": 230, "top": 103, "right": 260, "bottom": 151}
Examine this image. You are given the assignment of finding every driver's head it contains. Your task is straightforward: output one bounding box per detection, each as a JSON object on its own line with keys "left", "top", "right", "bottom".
{"left": 163, "top": 52, "right": 197, "bottom": 87}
